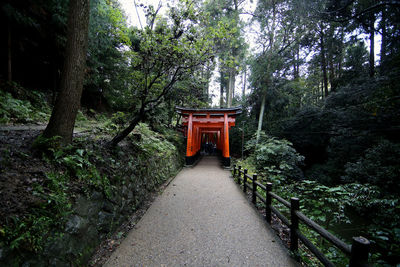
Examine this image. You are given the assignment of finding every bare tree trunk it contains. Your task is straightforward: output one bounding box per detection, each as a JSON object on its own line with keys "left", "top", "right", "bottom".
{"left": 7, "top": 23, "right": 12, "bottom": 82}
{"left": 293, "top": 48, "right": 299, "bottom": 79}
{"left": 231, "top": 70, "right": 235, "bottom": 102}
{"left": 227, "top": 69, "right": 235, "bottom": 107}
{"left": 369, "top": 16, "right": 375, "bottom": 77}
{"left": 320, "top": 26, "right": 328, "bottom": 98}
{"left": 329, "top": 55, "right": 335, "bottom": 91}
{"left": 43, "top": 0, "right": 90, "bottom": 143}
{"left": 108, "top": 111, "right": 144, "bottom": 147}
{"left": 256, "top": 91, "right": 266, "bottom": 143}
{"left": 380, "top": 7, "right": 387, "bottom": 74}
{"left": 256, "top": 0, "right": 275, "bottom": 143}
{"left": 205, "top": 63, "right": 211, "bottom": 100}
{"left": 219, "top": 70, "right": 225, "bottom": 107}
{"left": 296, "top": 46, "right": 300, "bottom": 78}
{"left": 52, "top": 68, "right": 59, "bottom": 106}
{"left": 328, "top": 26, "right": 336, "bottom": 92}
{"left": 338, "top": 28, "right": 344, "bottom": 81}
{"left": 242, "top": 65, "right": 246, "bottom": 100}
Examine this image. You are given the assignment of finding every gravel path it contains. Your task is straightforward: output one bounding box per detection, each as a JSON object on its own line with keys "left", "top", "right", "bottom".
{"left": 0, "top": 124, "right": 47, "bottom": 131}
{"left": 104, "top": 156, "right": 298, "bottom": 267}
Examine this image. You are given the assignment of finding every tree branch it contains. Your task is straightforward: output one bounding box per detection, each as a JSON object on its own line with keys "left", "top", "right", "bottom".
{"left": 144, "top": 66, "right": 182, "bottom": 108}
{"left": 322, "top": 1, "right": 400, "bottom": 23}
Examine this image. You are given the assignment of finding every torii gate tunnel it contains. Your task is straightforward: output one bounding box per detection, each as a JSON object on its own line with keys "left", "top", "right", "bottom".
{"left": 176, "top": 106, "right": 242, "bottom": 167}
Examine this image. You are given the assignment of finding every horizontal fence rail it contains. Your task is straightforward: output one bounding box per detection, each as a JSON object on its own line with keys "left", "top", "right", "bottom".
{"left": 232, "top": 165, "right": 370, "bottom": 267}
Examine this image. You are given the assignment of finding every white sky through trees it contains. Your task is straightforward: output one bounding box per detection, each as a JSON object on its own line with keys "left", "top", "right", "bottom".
{"left": 118, "top": 0, "right": 381, "bottom": 107}
{"left": 118, "top": 0, "right": 256, "bottom": 106}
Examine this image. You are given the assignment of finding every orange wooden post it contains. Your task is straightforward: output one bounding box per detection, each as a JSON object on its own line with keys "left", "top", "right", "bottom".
{"left": 186, "top": 113, "right": 194, "bottom": 165}
{"left": 222, "top": 113, "right": 230, "bottom": 166}
{"left": 217, "top": 130, "right": 221, "bottom": 151}
{"left": 198, "top": 128, "right": 201, "bottom": 151}
{"left": 193, "top": 126, "right": 198, "bottom": 154}
{"left": 195, "top": 126, "right": 199, "bottom": 153}
{"left": 196, "top": 126, "right": 200, "bottom": 152}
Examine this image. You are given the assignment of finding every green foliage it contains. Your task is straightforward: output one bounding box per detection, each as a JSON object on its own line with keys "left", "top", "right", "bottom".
{"left": 2, "top": 122, "right": 183, "bottom": 264}
{"left": 51, "top": 145, "right": 112, "bottom": 197}
{"left": 234, "top": 156, "right": 351, "bottom": 265}
{"left": 0, "top": 91, "right": 50, "bottom": 124}
{"left": 340, "top": 40, "right": 368, "bottom": 82}
{"left": 99, "top": 111, "right": 129, "bottom": 134}
{"left": 238, "top": 131, "right": 400, "bottom": 265}
{"left": 342, "top": 183, "right": 400, "bottom": 264}
{"left": 105, "top": 0, "right": 215, "bottom": 113}
{"left": 86, "top": 0, "right": 131, "bottom": 104}
{"left": 32, "top": 135, "right": 62, "bottom": 155}
{"left": 246, "top": 132, "right": 304, "bottom": 180}
{"left": 2, "top": 171, "right": 72, "bottom": 254}
{"left": 343, "top": 139, "right": 400, "bottom": 194}
{"left": 132, "top": 123, "right": 178, "bottom": 159}
{"left": 3, "top": 214, "right": 61, "bottom": 254}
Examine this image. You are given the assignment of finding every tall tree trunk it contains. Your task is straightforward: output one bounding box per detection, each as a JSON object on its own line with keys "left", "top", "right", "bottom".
{"left": 256, "top": 91, "right": 267, "bottom": 143}
{"left": 338, "top": 28, "right": 344, "bottom": 81}
{"left": 380, "top": 7, "right": 387, "bottom": 75}
{"left": 256, "top": 0, "right": 275, "bottom": 143}
{"left": 219, "top": 70, "right": 225, "bottom": 107}
{"left": 369, "top": 16, "right": 375, "bottom": 77}
{"left": 329, "top": 56, "right": 335, "bottom": 91}
{"left": 296, "top": 46, "right": 300, "bottom": 78}
{"left": 293, "top": 45, "right": 300, "bottom": 79}
{"left": 205, "top": 63, "right": 211, "bottom": 101}
{"left": 328, "top": 26, "right": 336, "bottom": 92}
{"left": 231, "top": 70, "right": 235, "bottom": 101}
{"left": 320, "top": 26, "right": 328, "bottom": 98}
{"left": 227, "top": 68, "right": 235, "bottom": 107}
{"left": 52, "top": 68, "right": 58, "bottom": 106}
{"left": 7, "top": 23, "right": 12, "bottom": 82}
{"left": 43, "top": 0, "right": 90, "bottom": 143}
{"left": 242, "top": 65, "right": 246, "bottom": 100}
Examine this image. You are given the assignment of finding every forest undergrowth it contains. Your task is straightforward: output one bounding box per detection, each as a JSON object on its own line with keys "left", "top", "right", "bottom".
{"left": 0, "top": 89, "right": 184, "bottom": 265}
{"left": 233, "top": 133, "right": 400, "bottom": 266}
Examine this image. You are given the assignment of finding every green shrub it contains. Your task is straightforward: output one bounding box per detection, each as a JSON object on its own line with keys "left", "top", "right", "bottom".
{"left": 343, "top": 139, "right": 400, "bottom": 194}
{"left": 32, "top": 135, "right": 62, "bottom": 156}
{"left": 0, "top": 90, "right": 50, "bottom": 124}
{"left": 247, "top": 132, "right": 304, "bottom": 180}
{"left": 101, "top": 111, "right": 129, "bottom": 133}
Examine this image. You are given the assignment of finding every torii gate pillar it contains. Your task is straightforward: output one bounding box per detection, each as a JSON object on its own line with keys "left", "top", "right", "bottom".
{"left": 176, "top": 106, "right": 242, "bottom": 167}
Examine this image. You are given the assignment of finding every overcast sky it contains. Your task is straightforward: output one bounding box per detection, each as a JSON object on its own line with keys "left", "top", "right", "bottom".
{"left": 117, "top": 0, "right": 380, "bottom": 107}
{"left": 118, "top": 0, "right": 165, "bottom": 28}
{"left": 117, "top": 0, "right": 256, "bottom": 106}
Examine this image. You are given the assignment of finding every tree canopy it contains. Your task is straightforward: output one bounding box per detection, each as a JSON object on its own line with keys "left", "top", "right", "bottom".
{"left": 1, "top": 0, "right": 400, "bottom": 264}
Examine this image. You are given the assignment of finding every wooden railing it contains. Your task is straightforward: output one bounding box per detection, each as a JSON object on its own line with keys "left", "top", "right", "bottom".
{"left": 232, "top": 165, "right": 371, "bottom": 267}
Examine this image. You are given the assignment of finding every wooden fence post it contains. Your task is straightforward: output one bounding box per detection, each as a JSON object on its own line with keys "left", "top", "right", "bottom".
{"left": 243, "top": 169, "right": 248, "bottom": 193}
{"left": 266, "top": 182, "right": 272, "bottom": 224}
{"left": 290, "top": 197, "right": 300, "bottom": 252}
{"left": 233, "top": 164, "right": 236, "bottom": 177}
{"left": 238, "top": 166, "right": 242, "bottom": 185}
{"left": 349, "top": 236, "right": 370, "bottom": 267}
{"left": 252, "top": 174, "right": 257, "bottom": 204}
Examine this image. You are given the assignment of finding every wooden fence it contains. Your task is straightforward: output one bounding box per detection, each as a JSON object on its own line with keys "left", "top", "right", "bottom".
{"left": 232, "top": 165, "right": 370, "bottom": 267}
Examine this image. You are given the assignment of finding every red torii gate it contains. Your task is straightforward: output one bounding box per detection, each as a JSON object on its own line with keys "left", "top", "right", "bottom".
{"left": 176, "top": 106, "right": 242, "bottom": 166}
